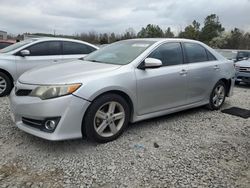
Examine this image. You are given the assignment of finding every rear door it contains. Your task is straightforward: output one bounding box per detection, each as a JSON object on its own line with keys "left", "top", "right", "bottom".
{"left": 135, "top": 42, "right": 188, "bottom": 115}
{"left": 61, "top": 41, "right": 97, "bottom": 63}
{"left": 15, "top": 41, "right": 62, "bottom": 78}
{"left": 183, "top": 42, "right": 220, "bottom": 104}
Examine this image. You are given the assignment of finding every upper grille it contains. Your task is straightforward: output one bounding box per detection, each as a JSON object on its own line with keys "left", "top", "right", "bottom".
{"left": 15, "top": 89, "right": 32, "bottom": 96}
{"left": 239, "top": 67, "right": 250, "bottom": 73}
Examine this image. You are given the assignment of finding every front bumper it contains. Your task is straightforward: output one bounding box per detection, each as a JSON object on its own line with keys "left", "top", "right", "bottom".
{"left": 9, "top": 89, "right": 91, "bottom": 141}
{"left": 236, "top": 72, "right": 250, "bottom": 83}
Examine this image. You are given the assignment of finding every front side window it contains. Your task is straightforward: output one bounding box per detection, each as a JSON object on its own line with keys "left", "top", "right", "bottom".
{"left": 1, "top": 39, "right": 36, "bottom": 53}
{"left": 25, "top": 41, "right": 61, "bottom": 56}
{"left": 62, "top": 42, "right": 95, "bottom": 55}
{"left": 184, "top": 43, "right": 208, "bottom": 63}
{"left": 148, "top": 42, "right": 183, "bottom": 66}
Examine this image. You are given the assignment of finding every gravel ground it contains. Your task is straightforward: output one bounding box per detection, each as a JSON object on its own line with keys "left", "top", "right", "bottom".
{"left": 0, "top": 86, "right": 249, "bottom": 188}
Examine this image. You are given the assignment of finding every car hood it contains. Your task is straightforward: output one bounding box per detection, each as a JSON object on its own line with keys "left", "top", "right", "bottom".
{"left": 19, "top": 60, "right": 122, "bottom": 85}
{"left": 236, "top": 60, "right": 250, "bottom": 68}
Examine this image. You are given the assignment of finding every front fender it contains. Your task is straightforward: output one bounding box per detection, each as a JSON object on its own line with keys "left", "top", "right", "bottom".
{"left": 74, "top": 70, "right": 138, "bottom": 114}
{"left": 0, "top": 58, "right": 16, "bottom": 81}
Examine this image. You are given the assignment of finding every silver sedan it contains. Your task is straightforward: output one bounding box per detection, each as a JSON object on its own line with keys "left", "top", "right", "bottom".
{"left": 9, "top": 38, "right": 235, "bottom": 143}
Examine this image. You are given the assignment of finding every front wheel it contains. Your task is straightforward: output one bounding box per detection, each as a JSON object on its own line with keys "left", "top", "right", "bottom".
{"left": 207, "top": 81, "right": 226, "bottom": 110}
{"left": 83, "top": 93, "right": 130, "bottom": 143}
{"left": 0, "top": 72, "right": 12, "bottom": 97}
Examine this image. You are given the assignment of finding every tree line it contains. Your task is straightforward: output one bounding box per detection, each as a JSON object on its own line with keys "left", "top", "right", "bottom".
{"left": 16, "top": 14, "right": 250, "bottom": 49}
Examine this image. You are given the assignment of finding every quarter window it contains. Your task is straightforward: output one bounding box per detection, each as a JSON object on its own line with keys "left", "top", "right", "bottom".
{"left": 62, "top": 42, "right": 96, "bottom": 55}
{"left": 184, "top": 43, "right": 208, "bottom": 63}
{"left": 25, "top": 41, "right": 61, "bottom": 56}
{"left": 148, "top": 43, "right": 183, "bottom": 66}
{"left": 206, "top": 50, "right": 217, "bottom": 61}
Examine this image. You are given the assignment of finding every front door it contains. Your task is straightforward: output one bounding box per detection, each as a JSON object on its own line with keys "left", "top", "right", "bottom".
{"left": 135, "top": 42, "right": 188, "bottom": 115}
{"left": 15, "top": 41, "right": 62, "bottom": 79}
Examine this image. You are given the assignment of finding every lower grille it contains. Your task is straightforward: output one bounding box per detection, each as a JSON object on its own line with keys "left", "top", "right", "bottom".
{"left": 22, "top": 117, "right": 61, "bottom": 133}
{"left": 22, "top": 117, "right": 43, "bottom": 128}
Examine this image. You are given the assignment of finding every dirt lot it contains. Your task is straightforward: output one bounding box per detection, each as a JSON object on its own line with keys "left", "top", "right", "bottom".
{"left": 0, "top": 86, "right": 249, "bottom": 188}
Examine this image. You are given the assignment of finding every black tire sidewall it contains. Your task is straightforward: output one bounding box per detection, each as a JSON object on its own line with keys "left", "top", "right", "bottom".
{"left": 83, "top": 93, "right": 130, "bottom": 143}
{"left": 209, "top": 81, "right": 226, "bottom": 110}
{"left": 0, "top": 72, "right": 12, "bottom": 97}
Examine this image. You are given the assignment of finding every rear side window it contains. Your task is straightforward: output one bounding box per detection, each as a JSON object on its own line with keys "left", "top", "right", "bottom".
{"left": 184, "top": 43, "right": 208, "bottom": 63}
{"left": 62, "top": 42, "right": 96, "bottom": 55}
{"left": 148, "top": 42, "right": 183, "bottom": 66}
{"left": 25, "top": 41, "right": 61, "bottom": 56}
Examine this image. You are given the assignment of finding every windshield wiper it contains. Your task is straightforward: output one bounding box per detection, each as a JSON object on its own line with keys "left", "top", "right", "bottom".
{"left": 87, "top": 59, "right": 103, "bottom": 63}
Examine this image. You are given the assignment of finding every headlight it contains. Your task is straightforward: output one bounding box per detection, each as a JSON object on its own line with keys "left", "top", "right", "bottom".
{"left": 30, "top": 83, "right": 81, "bottom": 100}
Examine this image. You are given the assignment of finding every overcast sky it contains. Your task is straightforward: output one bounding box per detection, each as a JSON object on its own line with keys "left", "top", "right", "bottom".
{"left": 0, "top": 0, "right": 250, "bottom": 35}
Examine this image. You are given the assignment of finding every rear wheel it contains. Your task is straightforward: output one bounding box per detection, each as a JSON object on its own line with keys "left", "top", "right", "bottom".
{"left": 207, "top": 81, "right": 226, "bottom": 110}
{"left": 0, "top": 72, "right": 12, "bottom": 97}
{"left": 83, "top": 93, "right": 130, "bottom": 143}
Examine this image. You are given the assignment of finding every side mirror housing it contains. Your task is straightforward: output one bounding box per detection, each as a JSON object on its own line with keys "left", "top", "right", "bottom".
{"left": 20, "top": 50, "right": 30, "bottom": 56}
{"left": 140, "top": 58, "right": 162, "bottom": 69}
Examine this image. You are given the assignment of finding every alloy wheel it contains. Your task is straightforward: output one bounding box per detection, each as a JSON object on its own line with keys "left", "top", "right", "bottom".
{"left": 94, "top": 101, "right": 125, "bottom": 138}
{"left": 212, "top": 84, "right": 225, "bottom": 107}
{"left": 0, "top": 76, "right": 7, "bottom": 95}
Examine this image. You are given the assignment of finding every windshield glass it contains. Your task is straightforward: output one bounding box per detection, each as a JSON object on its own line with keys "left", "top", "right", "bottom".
{"left": 0, "top": 39, "right": 36, "bottom": 53}
{"left": 84, "top": 40, "right": 155, "bottom": 65}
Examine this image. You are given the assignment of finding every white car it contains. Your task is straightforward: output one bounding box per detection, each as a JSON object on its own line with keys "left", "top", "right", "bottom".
{"left": 235, "top": 59, "right": 250, "bottom": 84}
{"left": 0, "top": 38, "right": 98, "bottom": 96}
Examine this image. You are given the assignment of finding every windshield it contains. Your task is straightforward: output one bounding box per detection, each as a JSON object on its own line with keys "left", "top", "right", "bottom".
{"left": 84, "top": 40, "right": 155, "bottom": 65}
{"left": 0, "top": 39, "right": 36, "bottom": 53}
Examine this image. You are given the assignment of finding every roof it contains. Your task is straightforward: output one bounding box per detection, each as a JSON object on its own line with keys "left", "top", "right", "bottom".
{"left": 24, "top": 37, "right": 99, "bottom": 49}
{"left": 127, "top": 38, "right": 203, "bottom": 43}
{"left": 0, "top": 30, "right": 7, "bottom": 33}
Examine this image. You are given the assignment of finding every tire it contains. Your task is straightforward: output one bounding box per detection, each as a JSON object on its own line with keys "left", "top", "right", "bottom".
{"left": 0, "top": 72, "right": 12, "bottom": 97}
{"left": 83, "top": 93, "right": 130, "bottom": 143}
{"left": 207, "top": 81, "right": 226, "bottom": 110}
{"left": 235, "top": 81, "right": 240, "bottom": 85}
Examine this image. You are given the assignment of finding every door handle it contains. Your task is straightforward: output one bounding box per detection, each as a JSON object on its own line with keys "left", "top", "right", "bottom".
{"left": 179, "top": 69, "right": 187, "bottom": 75}
{"left": 53, "top": 60, "right": 59, "bottom": 63}
{"left": 214, "top": 65, "right": 220, "bottom": 70}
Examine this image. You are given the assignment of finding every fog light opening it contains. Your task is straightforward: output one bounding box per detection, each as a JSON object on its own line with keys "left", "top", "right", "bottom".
{"left": 45, "top": 120, "right": 56, "bottom": 131}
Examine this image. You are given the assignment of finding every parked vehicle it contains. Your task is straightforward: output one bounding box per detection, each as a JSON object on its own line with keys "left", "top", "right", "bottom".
{"left": 0, "top": 38, "right": 98, "bottom": 96}
{"left": 0, "top": 40, "right": 15, "bottom": 49}
{"left": 216, "top": 49, "right": 250, "bottom": 62}
{"left": 9, "top": 39, "right": 235, "bottom": 143}
{"left": 235, "top": 59, "right": 250, "bottom": 84}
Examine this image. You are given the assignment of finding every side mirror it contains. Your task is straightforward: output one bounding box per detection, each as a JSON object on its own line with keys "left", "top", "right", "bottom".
{"left": 143, "top": 58, "right": 162, "bottom": 69}
{"left": 20, "top": 50, "right": 30, "bottom": 56}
